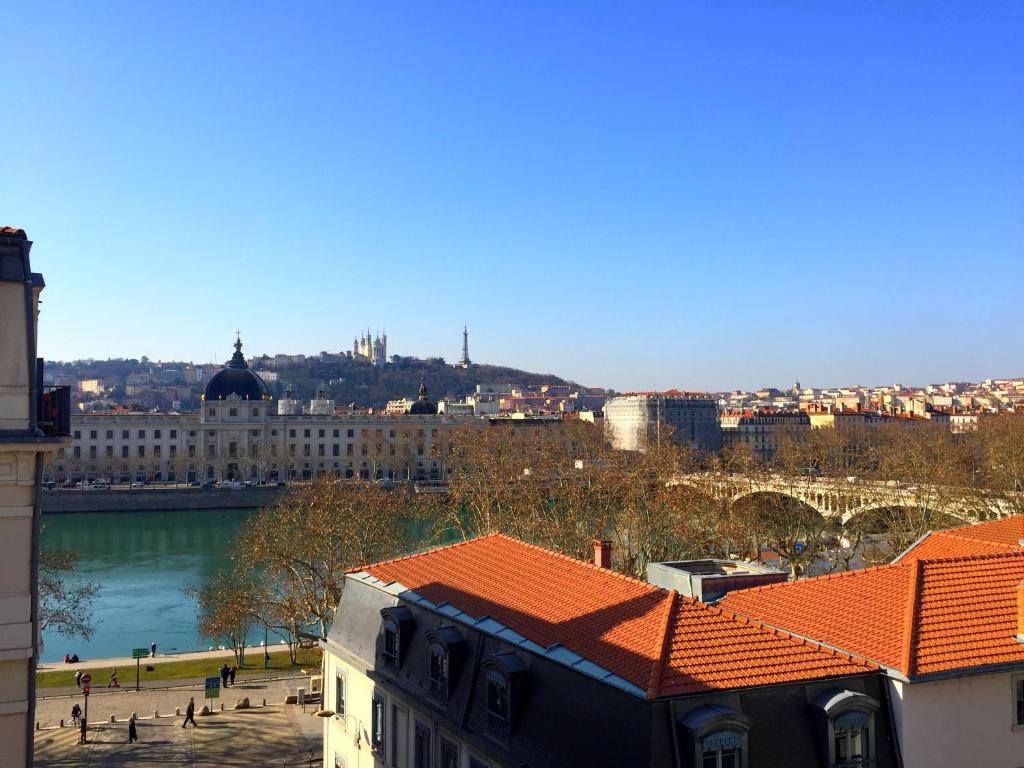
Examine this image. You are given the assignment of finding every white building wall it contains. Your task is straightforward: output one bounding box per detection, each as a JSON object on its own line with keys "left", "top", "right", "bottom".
{"left": 896, "top": 672, "right": 1024, "bottom": 768}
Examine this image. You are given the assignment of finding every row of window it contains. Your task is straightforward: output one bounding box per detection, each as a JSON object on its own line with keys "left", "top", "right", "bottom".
{"left": 73, "top": 428, "right": 187, "bottom": 440}
{"left": 333, "top": 674, "right": 491, "bottom": 768}
{"left": 380, "top": 610, "right": 522, "bottom": 741}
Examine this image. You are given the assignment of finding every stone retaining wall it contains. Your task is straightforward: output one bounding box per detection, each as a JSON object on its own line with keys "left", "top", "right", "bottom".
{"left": 41, "top": 486, "right": 287, "bottom": 513}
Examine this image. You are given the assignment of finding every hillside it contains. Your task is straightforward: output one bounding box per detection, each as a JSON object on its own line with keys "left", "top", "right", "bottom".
{"left": 272, "top": 357, "right": 583, "bottom": 408}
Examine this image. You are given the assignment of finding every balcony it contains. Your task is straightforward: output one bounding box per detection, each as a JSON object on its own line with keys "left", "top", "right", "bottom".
{"left": 38, "top": 386, "right": 71, "bottom": 438}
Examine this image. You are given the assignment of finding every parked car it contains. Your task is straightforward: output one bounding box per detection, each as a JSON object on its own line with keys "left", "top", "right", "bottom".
{"left": 130, "top": 481, "right": 144, "bottom": 488}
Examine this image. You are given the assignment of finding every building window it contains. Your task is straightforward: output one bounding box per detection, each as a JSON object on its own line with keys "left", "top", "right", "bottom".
{"left": 383, "top": 624, "right": 399, "bottom": 667}
{"left": 414, "top": 722, "right": 432, "bottom": 768}
{"left": 702, "top": 731, "right": 742, "bottom": 768}
{"left": 105, "top": 446, "right": 113, "bottom": 458}
{"left": 347, "top": 429, "right": 354, "bottom": 438}
{"left": 229, "top": 408, "right": 238, "bottom": 417}
{"left": 334, "top": 670, "right": 345, "bottom": 717}
{"left": 304, "top": 429, "right": 310, "bottom": 438}
{"left": 371, "top": 693, "right": 385, "bottom": 754}
{"left": 105, "top": 430, "right": 113, "bottom": 439}
{"left": 154, "top": 429, "right": 161, "bottom": 439}
{"left": 439, "top": 737, "right": 458, "bottom": 768}
{"left": 833, "top": 712, "right": 869, "bottom": 767}
{"left": 318, "top": 429, "right": 325, "bottom": 438}
{"left": 123, "top": 430, "right": 130, "bottom": 439}
{"left": 137, "top": 446, "right": 145, "bottom": 458}
{"left": 170, "top": 430, "right": 177, "bottom": 438}
{"left": 252, "top": 407, "right": 258, "bottom": 416}
{"left": 430, "top": 644, "right": 448, "bottom": 699}
{"left": 89, "top": 429, "right": 97, "bottom": 439}
{"left": 289, "top": 429, "right": 296, "bottom": 438}
{"left": 138, "top": 430, "right": 146, "bottom": 439}
{"left": 88, "top": 446, "right": 96, "bottom": 459}
{"left": 333, "top": 429, "right": 340, "bottom": 438}
{"left": 1016, "top": 675, "right": 1024, "bottom": 727}
{"left": 73, "top": 430, "right": 81, "bottom": 440}
{"left": 208, "top": 408, "right": 215, "bottom": 417}
{"left": 485, "top": 670, "right": 509, "bottom": 737}
{"left": 122, "top": 446, "right": 129, "bottom": 458}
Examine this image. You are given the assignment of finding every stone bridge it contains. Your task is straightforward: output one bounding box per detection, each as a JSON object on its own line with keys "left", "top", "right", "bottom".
{"left": 674, "top": 473, "right": 1020, "bottom": 525}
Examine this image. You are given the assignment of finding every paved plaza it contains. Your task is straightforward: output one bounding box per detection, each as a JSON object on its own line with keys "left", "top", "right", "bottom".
{"left": 35, "top": 675, "right": 323, "bottom": 767}
{"left": 35, "top": 704, "right": 323, "bottom": 767}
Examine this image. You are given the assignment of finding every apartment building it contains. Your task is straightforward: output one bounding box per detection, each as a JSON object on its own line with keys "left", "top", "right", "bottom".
{"left": 0, "top": 227, "right": 70, "bottom": 767}
{"left": 604, "top": 390, "right": 721, "bottom": 452}
{"left": 720, "top": 409, "right": 811, "bottom": 458}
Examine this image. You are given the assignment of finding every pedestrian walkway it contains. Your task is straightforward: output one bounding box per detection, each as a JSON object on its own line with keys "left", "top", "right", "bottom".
{"left": 35, "top": 704, "right": 322, "bottom": 767}
{"left": 34, "top": 676, "right": 314, "bottom": 728}
{"left": 40, "top": 642, "right": 294, "bottom": 672}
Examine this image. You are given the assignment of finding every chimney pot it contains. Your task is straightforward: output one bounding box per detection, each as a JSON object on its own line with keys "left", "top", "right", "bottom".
{"left": 593, "top": 539, "right": 612, "bottom": 570}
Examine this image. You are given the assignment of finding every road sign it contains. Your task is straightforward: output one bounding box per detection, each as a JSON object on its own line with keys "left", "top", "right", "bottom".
{"left": 204, "top": 676, "right": 220, "bottom": 699}
{"left": 131, "top": 647, "right": 149, "bottom": 659}
{"left": 80, "top": 674, "right": 92, "bottom": 686}
{"left": 82, "top": 686, "right": 90, "bottom": 695}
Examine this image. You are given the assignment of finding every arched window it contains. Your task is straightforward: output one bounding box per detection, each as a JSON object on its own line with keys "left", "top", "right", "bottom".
{"left": 378, "top": 606, "right": 414, "bottom": 670}
{"left": 812, "top": 688, "right": 879, "bottom": 768}
{"left": 481, "top": 653, "right": 528, "bottom": 739}
{"left": 681, "top": 705, "right": 751, "bottom": 768}
{"left": 426, "top": 627, "right": 465, "bottom": 702}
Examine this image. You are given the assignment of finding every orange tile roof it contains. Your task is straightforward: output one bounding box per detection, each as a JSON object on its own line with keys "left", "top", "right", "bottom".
{"left": 358, "top": 534, "right": 874, "bottom": 698}
{"left": 898, "top": 515, "right": 1024, "bottom": 562}
{"left": 720, "top": 546, "right": 1024, "bottom": 679}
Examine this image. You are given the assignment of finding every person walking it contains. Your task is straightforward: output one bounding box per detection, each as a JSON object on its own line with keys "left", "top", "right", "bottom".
{"left": 74, "top": 670, "right": 83, "bottom": 688}
{"left": 108, "top": 668, "right": 119, "bottom": 688}
{"left": 70, "top": 704, "right": 81, "bottom": 727}
{"left": 128, "top": 714, "right": 138, "bottom": 743}
{"left": 150, "top": 641, "right": 157, "bottom": 658}
{"left": 182, "top": 697, "right": 197, "bottom": 728}
{"left": 228, "top": 665, "right": 236, "bottom": 686}
{"left": 220, "top": 663, "right": 230, "bottom": 688}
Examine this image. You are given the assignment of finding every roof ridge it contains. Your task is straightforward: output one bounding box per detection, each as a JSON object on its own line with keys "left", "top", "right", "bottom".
{"left": 900, "top": 558, "right": 923, "bottom": 676}
{"left": 646, "top": 591, "right": 677, "bottom": 700}
{"left": 490, "top": 533, "right": 665, "bottom": 593}
{"left": 918, "top": 548, "right": 1024, "bottom": 566}
{"left": 351, "top": 531, "right": 503, "bottom": 573}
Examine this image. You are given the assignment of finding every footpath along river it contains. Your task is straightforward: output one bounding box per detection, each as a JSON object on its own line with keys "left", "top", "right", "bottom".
{"left": 40, "top": 508, "right": 257, "bottom": 663}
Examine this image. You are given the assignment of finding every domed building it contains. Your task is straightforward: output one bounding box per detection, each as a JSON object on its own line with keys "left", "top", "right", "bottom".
{"left": 203, "top": 335, "right": 269, "bottom": 402}
{"left": 408, "top": 378, "right": 437, "bottom": 415}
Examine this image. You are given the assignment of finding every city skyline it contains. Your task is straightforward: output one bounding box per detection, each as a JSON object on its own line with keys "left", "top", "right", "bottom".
{"left": 3, "top": 3, "right": 1021, "bottom": 391}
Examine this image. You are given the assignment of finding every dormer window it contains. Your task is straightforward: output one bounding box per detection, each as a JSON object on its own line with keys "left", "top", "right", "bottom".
{"left": 680, "top": 705, "right": 751, "bottom": 768}
{"left": 426, "top": 626, "right": 465, "bottom": 702}
{"left": 430, "top": 644, "right": 449, "bottom": 698}
{"left": 812, "top": 688, "right": 879, "bottom": 768}
{"left": 485, "top": 670, "right": 509, "bottom": 736}
{"left": 379, "top": 606, "right": 414, "bottom": 670}
{"left": 481, "top": 653, "right": 527, "bottom": 740}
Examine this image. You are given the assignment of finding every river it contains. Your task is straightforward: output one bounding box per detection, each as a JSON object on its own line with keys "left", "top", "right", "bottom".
{"left": 40, "top": 508, "right": 257, "bottom": 663}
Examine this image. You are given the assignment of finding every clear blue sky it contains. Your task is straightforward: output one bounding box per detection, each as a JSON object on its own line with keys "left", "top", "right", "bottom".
{"left": 2, "top": 2, "right": 1021, "bottom": 392}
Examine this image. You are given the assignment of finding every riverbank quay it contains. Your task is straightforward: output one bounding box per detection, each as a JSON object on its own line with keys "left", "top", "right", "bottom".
{"left": 38, "top": 644, "right": 319, "bottom": 688}
{"left": 41, "top": 484, "right": 286, "bottom": 513}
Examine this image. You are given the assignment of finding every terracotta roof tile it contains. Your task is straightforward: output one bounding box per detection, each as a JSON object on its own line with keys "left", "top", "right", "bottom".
{"left": 899, "top": 515, "right": 1024, "bottom": 562}
{"left": 721, "top": 539, "right": 1024, "bottom": 678}
{"left": 359, "top": 534, "right": 874, "bottom": 698}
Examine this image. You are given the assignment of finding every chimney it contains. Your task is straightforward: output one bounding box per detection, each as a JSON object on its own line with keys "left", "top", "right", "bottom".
{"left": 1017, "top": 580, "right": 1024, "bottom": 643}
{"left": 593, "top": 539, "right": 612, "bottom": 570}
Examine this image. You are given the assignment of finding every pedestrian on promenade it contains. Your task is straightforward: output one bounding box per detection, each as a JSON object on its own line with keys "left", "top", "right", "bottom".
{"left": 70, "top": 704, "right": 81, "bottom": 727}
{"left": 220, "top": 663, "right": 230, "bottom": 688}
{"left": 63, "top": 653, "right": 70, "bottom": 664}
{"left": 182, "top": 697, "right": 197, "bottom": 728}
{"left": 150, "top": 641, "right": 157, "bottom": 658}
{"left": 108, "top": 668, "right": 119, "bottom": 688}
{"left": 128, "top": 714, "right": 138, "bottom": 743}
{"left": 70, "top": 653, "right": 79, "bottom": 663}
{"left": 229, "top": 665, "right": 236, "bottom": 686}
{"left": 75, "top": 670, "right": 83, "bottom": 688}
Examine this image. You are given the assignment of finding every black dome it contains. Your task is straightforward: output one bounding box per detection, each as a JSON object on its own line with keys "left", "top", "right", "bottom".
{"left": 408, "top": 378, "right": 437, "bottom": 415}
{"left": 204, "top": 336, "right": 269, "bottom": 401}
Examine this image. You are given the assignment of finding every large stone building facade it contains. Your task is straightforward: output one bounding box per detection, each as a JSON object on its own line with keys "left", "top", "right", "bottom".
{"left": 0, "top": 228, "right": 70, "bottom": 767}
{"left": 50, "top": 338, "right": 466, "bottom": 484}
{"left": 604, "top": 391, "right": 721, "bottom": 453}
